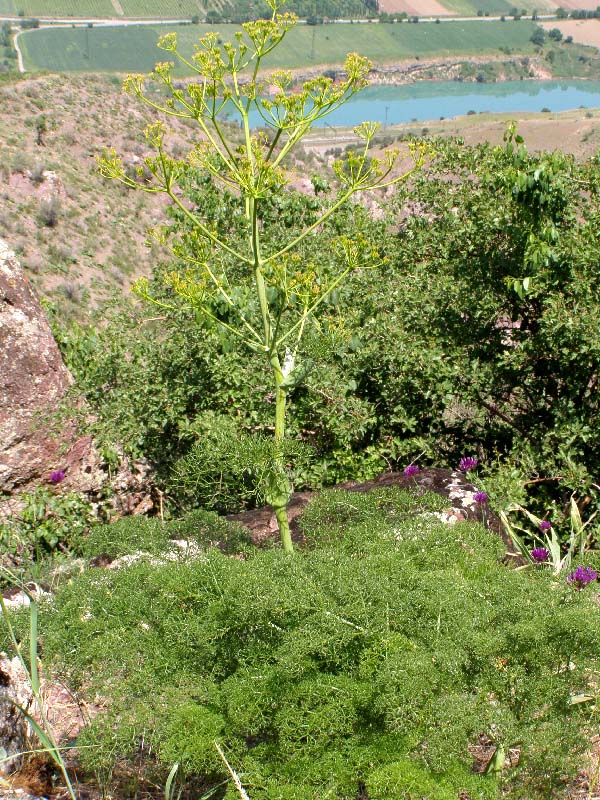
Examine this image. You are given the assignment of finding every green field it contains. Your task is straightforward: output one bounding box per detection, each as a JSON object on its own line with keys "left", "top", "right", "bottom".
{"left": 0, "top": 0, "right": 369, "bottom": 17}
{"left": 19, "top": 19, "right": 539, "bottom": 72}
{"left": 119, "top": 0, "right": 203, "bottom": 16}
{"left": 0, "top": 0, "right": 192, "bottom": 15}
{"left": 0, "top": 0, "right": 116, "bottom": 14}
{"left": 0, "top": 0, "right": 561, "bottom": 17}
{"left": 440, "top": 0, "right": 513, "bottom": 14}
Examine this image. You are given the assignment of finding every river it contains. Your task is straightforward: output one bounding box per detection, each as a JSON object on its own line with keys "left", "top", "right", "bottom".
{"left": 247, "top": 80, "right": 600, "bottom": 127}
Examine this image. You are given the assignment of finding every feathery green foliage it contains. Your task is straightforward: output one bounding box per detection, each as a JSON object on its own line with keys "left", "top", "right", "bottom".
{"left": 27, "top": 490, "right": 600, "bottom": 800}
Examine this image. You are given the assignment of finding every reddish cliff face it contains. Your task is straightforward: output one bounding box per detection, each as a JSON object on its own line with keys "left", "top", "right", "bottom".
{"left": 0, "top": 237, "right": 100, "bottom": 496}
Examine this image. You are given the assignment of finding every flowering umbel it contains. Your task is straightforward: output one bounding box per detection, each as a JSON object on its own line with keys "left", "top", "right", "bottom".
{"left": 459, "top": 456, "right": 478, "bottom": 472}
{"left": 473, "top": 491, "right": 488, "bottom": 505}
{"left": 539, "top": 520, "right": 552, "bottom": 532}
{"left": 566, "top": 566, "right": 598, "bottom": 590}
{"left": 403, "top": 465, "right": 420, "bottom": 478}
{"left": 49, "top": 470, "right": 66, "bottom": 485}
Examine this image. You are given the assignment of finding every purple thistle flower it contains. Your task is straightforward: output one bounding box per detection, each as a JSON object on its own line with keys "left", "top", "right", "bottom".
{"left": 459, "top": 456, "right": 478, "bottom": 472}
{"left": 49, "top": 470, "right": 66, "bottom": 485}
{"left": 539, "top": 520, "right": 552, "bottom": 532}
{"left": 473, "top": 491, "right": 488, "bottom": 504}
{"left": 531, "top": 547, "right": 550, "bottom": 563}
{"left": 403, "top": 464, "right": 420, "bottom": 478}
{"left": 566, "top": 566, "right": 598, "bottom": 590}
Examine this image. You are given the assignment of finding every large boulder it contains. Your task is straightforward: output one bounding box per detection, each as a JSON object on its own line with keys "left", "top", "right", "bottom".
{"left": 0, "top": 238, "right": 102, "bottom": 496}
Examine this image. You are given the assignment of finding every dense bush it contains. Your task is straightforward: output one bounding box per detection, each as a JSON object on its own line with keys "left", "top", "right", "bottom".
{"left": 54, "top": 133, "right": 600, "bottom": 535}
{"left": 376, "top": 132, "right": 600, "bottom": 517}
{"left": 0, "top": 485, "right": 98, "bottom": 566}
{"left": 82, "top": 507, "right": 252, "bottom": 559}
{"left": 32, "top": 489, "right": 600, "bottom": 799}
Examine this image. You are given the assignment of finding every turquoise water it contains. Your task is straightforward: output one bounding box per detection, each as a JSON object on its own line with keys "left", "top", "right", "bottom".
{"left": 247, "top": 80, "right": 600, "bottom": 127}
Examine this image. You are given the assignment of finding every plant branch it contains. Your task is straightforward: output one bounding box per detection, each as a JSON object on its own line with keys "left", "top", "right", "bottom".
{"left": 167, "top": 191, "right": 252, "bottom": 264}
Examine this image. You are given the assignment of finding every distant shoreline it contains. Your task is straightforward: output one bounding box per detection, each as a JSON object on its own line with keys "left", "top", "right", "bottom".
{"left": 286, "top": 54, "right": 556, "bottom": 86}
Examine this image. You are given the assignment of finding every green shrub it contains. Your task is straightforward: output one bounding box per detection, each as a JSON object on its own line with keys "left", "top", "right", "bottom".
{"left": 82, "top": 515, "right": 168, "bottom": 559}
{"left": 35, "top": 490, "right": 600, "bottom": 799}
{"left": 54, "top": 132, "right": 600, "bottom": 535}
{"left": 0, "top": 486, "right": 97, "bottom": 566}
{"left": 83, "top": 509, "right": 252, "bottom": 560}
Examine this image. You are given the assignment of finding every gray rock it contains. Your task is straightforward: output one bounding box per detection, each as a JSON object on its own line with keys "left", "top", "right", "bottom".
{"left": 0, "top": 238, "right": 102, "bottom": 497}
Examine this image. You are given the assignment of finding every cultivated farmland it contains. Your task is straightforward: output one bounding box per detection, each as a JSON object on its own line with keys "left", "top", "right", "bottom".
{"left": 541, "top": 17, "right": 600, "bottom": 45}
{"left": 0, "top": 0, "right": 373, "bottom": 16}
{"left": 377, "top": 0, "right": 454, "bottom": 15}
{"left": 440, "top": 0, "right": 556, "bottom": 14}
{"left": 3, "top": 0, "right": 600, "bottom": 17}
{"left": 0, "top": 0, "right": 116, "bottom": 14}
{"left": 118, "top": 0, "right": 204, "bottom": 16}
{"left": 19, "top": 19, "right": 539, "bottom": 72}
{"left": 0, "top": 0, "right": 181, "bottom": 14}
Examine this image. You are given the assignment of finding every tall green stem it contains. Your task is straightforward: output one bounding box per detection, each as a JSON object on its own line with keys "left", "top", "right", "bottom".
{"left": 271, "top": 354, "right": 293, "bottom": 554}
{"left": 249, "top": 194, "right": 292, "bottom": 552}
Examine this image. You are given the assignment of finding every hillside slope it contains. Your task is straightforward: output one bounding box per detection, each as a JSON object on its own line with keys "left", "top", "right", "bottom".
{"left": 2, "top": 72, "right": 600, "bottom": 321}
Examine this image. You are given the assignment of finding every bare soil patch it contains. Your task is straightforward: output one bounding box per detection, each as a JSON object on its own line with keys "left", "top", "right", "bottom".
{"left": 542, "top": 18, "right": 600, "bottom": 45}
{"left": 378, "top": 0, "right": 453, "bottom": 15}
{"left": 446, "top": 111, "right": 600, "bottom": 155}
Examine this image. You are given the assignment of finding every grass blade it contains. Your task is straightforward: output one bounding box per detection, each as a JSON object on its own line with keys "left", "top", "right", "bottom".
{"left": 165, "top": 762, "right": 181, "bottom": 800}
{"left": 499, "top": 511, "right": 533, "bottom": 564}
{"left": 29, "top": 599, "right": 40, "bottom": 694}
{"left": 215, "top": 743, "right": 251, "bottom": 800}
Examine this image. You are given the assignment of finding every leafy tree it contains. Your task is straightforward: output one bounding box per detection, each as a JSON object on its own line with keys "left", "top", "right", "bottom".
{"left": 372, "top": 126, "right": 600, "bottom": 522}
{"left": 0, "top": 22, "right": 12, "bottom": 47}
{"left": 99, "top": 3, "right": 423, "bottom": 551}
{"left": 529, "top": 27, "right": 545, "bottom": 46}
{"left": 35, "top": 114, "right": 47, "bottom": 146}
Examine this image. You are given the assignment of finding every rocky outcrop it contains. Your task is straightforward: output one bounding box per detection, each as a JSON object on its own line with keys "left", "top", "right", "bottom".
{"left": 228, "top": 468, "right": 520, "bottom": 560}
{"left": 0, "top": 238, "right": 102, "bottom": 496}
{"left": 0, "top": 655, "right": 32, "bottom": 775}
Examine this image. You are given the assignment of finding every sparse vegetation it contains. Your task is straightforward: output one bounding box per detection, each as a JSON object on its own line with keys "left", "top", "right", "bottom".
{"left": 37, "top": 194, "right": 60, "bottom": 226}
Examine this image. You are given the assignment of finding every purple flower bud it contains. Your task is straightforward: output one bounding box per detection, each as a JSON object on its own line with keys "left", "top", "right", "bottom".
{"left": 539, "top": 520, "right": 552, "bottom": 532}
{"left": 403, "top": 464, "right": 420, "bottom": 478}
{"left": 49, "top": 470, "right": 66, "bottom": 485}
{"left": 459, "top": 456, "right": 478, "bottom": 472}
{"left": 531, "top": 547, "right": 550, "bottom": 563}
{"left": 473, "top": 491, "right": 488, "bottom": 504}
{"left": 567, "top": 566, "right": 598, "bottom": 590}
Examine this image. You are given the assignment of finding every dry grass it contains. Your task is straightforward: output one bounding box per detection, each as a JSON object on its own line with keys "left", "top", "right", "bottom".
{"left": 378, "top": 0, "right": 453, "bottom": 16}
{"left": 541, "top": 19, "right": 600, "bottom": 47}
{"left": 0, "top": 73, "right": 194, "bottom": 319}
{"left": 2, "top": 71, "right": 600, "bottom": 322}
